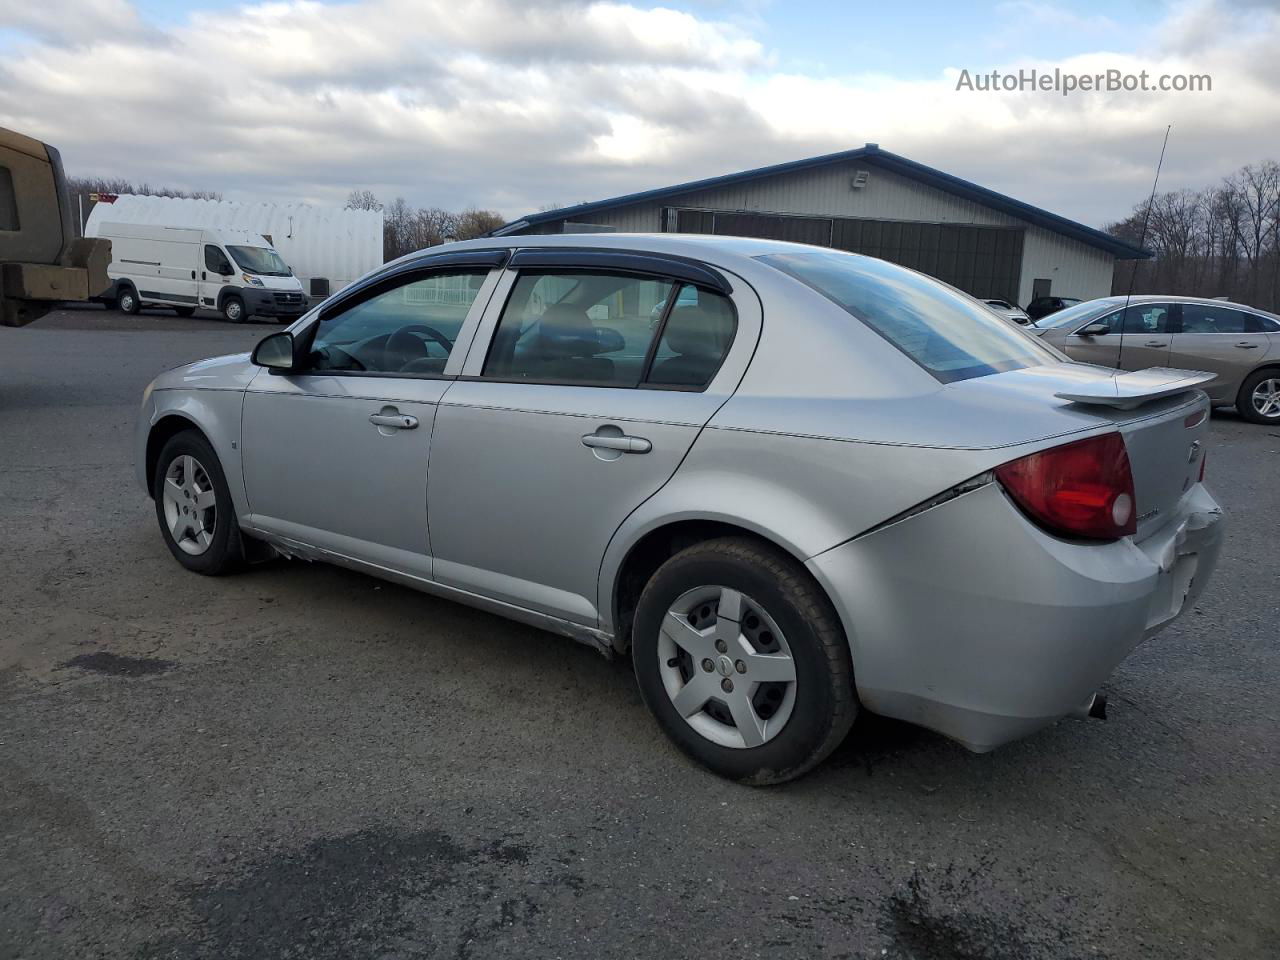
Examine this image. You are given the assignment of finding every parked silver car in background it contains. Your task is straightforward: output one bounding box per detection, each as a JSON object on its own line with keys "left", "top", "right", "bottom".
{"left": 1033, "top": 294, "right": 1280, "bottom": 423}
{"left": 136, "top": 235, "right": 1224, "bottom": 783}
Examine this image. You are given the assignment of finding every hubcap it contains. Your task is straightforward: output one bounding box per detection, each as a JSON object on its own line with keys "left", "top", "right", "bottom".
{"left": 122, "top": 294, "right": 134, "bottom": 310}
{"left": 227, "top": 302, "right": 241, "bottom": 320}
{"left": 1252, "top": 378, "right": 1280, "bottom": 418}
{"left": 657, "top": 586, "right": 797, "bottom": 749}
{"left": 161, "top": 455, "right": 217, "bottom": 555}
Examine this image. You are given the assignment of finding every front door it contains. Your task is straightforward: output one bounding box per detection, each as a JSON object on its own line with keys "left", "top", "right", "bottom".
{"left": 240, "top": 265, "right": 500, "bottom": 576}
{"left": 200, "top": 244, "right": 234, "bottom": 311}
{"left": 1061, "top": 302, "right": 1173, "bottom": 369}
{"left": 427, "top": 262, "right": 748, "bottom": 625}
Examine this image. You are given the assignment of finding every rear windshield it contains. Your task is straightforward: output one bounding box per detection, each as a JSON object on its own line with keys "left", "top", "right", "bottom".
{"left": 759, "top": 251, "right": 1059, "bottom": 383}
{"left": 1031, "top": 298, "right": 1117, "bottom": 330}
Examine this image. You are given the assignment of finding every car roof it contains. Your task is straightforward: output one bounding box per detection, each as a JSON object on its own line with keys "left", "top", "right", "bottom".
{"left": 393, "top": 232, "right": 853, "bottom": 276}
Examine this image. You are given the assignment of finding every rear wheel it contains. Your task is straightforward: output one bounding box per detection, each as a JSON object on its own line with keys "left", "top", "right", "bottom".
{"left": 222, "top": 295, "right": 246, "bottom": 323}
{"left": 118, "top": 286, "right": 140, "bottom": 315}
{"left": 153, "top": 431, "right": 243, "bottom": 575}
{"left": 631, "top": 537, "right": 856, "bottom": 784}
{"left": 1238, "top": 369, "right": 1280, "bottom": 424}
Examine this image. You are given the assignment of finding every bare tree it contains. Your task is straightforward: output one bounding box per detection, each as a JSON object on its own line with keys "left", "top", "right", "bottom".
{"left": 345, "top": 189, "right": 383, "bottom": 212}
{"left": 1107, "top": 157, "right": 1280, "bottom": 311}
{"left": 66, "top": 175, "right": 222, "bottom": 231}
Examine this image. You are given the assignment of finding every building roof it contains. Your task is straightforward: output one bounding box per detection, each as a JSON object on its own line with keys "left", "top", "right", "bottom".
{"left": 493, "top": 143, "right": 1151, "bottom": 260}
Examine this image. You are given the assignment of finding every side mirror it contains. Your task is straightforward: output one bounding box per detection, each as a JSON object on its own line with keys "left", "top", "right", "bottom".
{"left": 252, "top": 331, "right": 296, "bottom": 371}
{"left": 1078, "top": 322, "right": 1110, "bottom": 337}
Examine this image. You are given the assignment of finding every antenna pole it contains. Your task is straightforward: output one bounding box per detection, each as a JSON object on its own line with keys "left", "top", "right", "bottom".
{"left": 1117, "top": 124, "right": 1171, "bottom": 369}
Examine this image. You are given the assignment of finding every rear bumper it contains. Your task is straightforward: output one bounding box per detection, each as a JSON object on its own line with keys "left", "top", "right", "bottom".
{"left": 807, "top": 480, "right": 1224, "bottom": 752}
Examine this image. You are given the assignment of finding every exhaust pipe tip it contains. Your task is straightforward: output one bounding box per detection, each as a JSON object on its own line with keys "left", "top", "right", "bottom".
{"left": 1089, "top": 692, "right": 1107, "bottom": 721}
{"left": 1069, "top": 692, "right": 1108, "bottom": 721}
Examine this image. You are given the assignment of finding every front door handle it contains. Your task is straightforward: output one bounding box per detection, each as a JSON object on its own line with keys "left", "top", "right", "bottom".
{"left": 369, "top": 413, "right": 418, "bottom": 430}
{"left": 1235, "top": 341, "right": 1260, "bottom": 349}
{"left": 581, "top": 433, "right": 651, "bottom": 454}
{"left": 1144, "top": 340, "right": 1169, "bottom": 347}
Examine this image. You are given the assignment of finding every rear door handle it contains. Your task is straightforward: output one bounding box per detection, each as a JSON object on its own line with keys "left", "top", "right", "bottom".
{"left": 369, "top": 413, "right": 418, "bottom": 430}
{"left": 1144, "top": 340, "right": 1169, "bottom": 347}
{"left": 1235, "top": 341, "right": 1260, "bottom": 349}
{"left": 581, "top": 433, "right": 651, "bottom": 454}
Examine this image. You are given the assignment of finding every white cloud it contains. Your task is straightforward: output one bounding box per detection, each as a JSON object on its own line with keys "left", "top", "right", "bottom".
{"left": 1, "top": 0, "right": 1278, "bottom": 225}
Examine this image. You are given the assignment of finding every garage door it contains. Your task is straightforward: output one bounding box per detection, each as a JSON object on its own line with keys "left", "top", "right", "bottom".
{"left": 669, "top": 208, "right": 1024, "bottom": 304}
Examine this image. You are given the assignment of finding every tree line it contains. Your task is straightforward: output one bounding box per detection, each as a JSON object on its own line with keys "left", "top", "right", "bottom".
{"left": 345, "top": 190, "right": 505, "bottom": 261}
{"left": 1107, "top": 160, "right": 1280, "bottom": 312}
{"left": 67, "top": 177, "right": 222, "bottom": 229}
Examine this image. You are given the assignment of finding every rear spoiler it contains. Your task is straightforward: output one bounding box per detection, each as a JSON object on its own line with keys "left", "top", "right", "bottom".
{"left": 1054, "top": 368, "right": 1215, "bottom": 410}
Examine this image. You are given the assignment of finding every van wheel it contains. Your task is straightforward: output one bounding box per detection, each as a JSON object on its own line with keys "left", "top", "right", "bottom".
{"left": 118, "top": 287, "right": 140, "bottom": 315}
{"left": 222, "top": 296, "right": 246, "bottom": 323}
{"left": 1238, "top": 368, "right": 1280, "bottom": 424}
{"left": 631, "top": 537, "right": 857, "bottom": 785}
{"left": 174, "top": 306, "right": 195, "bottom": 318}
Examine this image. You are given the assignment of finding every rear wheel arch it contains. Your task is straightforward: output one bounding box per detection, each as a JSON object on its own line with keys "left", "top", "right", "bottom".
{"left": 609, "top": 519, "right": 822, "bottom": 654}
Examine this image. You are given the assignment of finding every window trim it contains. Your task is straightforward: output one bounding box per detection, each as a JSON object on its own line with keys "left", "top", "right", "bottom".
{"left": 507, "top": 248, "right": 733, "bottom": 296}
{"left": 290, "top": 263, "right": 499, "bottom": 380}
{"left": 474, "top": 266, "right": 738, "bottom": 393}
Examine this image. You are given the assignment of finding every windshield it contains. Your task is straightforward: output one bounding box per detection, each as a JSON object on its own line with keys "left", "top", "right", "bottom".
{"left": 1032, "top": 298, "right": 1118, "bottom": 330}
{"left": 228, "top": 245, "right": 291, "bottom": 276}
{"left": 760, "top": 251, "right": 1059, "bottom": 383}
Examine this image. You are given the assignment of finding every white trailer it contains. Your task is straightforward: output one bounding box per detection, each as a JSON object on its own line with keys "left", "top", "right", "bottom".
{"left": 84, "top": 195, "right": 382, "bottom": 299}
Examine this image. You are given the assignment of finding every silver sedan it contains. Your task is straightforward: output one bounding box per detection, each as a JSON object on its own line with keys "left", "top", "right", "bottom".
{"left": 136, "top": 235, "right": 1225, "bottom": 783}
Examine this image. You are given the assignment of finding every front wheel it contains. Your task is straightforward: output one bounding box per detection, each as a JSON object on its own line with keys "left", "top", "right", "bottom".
{"left": 1238, "top": 369, "right": 1280, "bottom": 424}
{"left": 153, "top": 431, "right": 243, "bottom": 575}
{"left": 632, "top": 537, "right": 857, "bottom": 784}
{"left": 222, "top": 295, "right": 246, "bottom": 323}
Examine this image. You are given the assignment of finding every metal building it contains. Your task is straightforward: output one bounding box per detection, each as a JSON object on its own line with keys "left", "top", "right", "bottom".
{"left": 494, "top": 143, "right": 1148, "bottom": 308}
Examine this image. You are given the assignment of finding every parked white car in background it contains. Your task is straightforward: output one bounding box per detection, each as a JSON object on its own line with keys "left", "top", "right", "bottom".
{"left": 984, "top": 298, "right": 1031, "bottom": 325}
{"left": 87, "top": 222, "right": 307, "bottom": 323}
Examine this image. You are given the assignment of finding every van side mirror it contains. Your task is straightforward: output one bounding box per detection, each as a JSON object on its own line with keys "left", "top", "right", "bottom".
{"left": 1079, "top": 322, "right": 1110, "bottom": 337}
{"left": 252, "top": 332, "right": 296, "bottom": 371}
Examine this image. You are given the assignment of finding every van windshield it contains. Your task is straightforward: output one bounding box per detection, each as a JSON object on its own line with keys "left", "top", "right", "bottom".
{"left": 760, "top": 251, "right": 1059, "bottom": 383}
{"left": 228, "top": 245, "right": 291, "bottom": 277}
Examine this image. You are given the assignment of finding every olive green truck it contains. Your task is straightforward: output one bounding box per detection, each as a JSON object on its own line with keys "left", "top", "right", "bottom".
{"left": 1, "top": 125, "right": 111, "bottom": 327}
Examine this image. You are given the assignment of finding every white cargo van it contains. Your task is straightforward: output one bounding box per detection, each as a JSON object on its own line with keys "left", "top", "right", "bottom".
{"left": 89, "top": 222, "right": 307, "bottom": 323}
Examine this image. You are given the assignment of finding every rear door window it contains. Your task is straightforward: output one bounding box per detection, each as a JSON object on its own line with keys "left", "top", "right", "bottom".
{"left": 760, "top": 251, "right": 1058, "bottom": 383}
{"left": 1180, "top": 304, "right": 1250, "bottom": 334}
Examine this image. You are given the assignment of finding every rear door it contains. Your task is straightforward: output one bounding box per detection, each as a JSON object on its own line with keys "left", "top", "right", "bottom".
{"left": 426, "top": 251, "right": 758, "bottom": 625}
{"left": 1167, "top": 303, "right": 1274, "bottom": 402}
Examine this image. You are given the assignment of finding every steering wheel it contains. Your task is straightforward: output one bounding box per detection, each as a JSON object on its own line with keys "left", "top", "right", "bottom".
{"left": 389, "top": 324, "right": 454, "bottom": 355}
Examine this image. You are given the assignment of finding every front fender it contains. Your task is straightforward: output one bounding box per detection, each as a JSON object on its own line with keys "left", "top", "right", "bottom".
{"left": 138, "top": 386, "right": 252, "bottom": 522}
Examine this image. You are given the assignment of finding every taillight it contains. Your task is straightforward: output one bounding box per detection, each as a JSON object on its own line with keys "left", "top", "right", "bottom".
{"left": 995, "top": 432, "right": 1136, "bottom": 541}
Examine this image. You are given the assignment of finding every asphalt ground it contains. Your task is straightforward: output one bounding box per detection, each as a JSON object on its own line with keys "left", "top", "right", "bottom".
{"left": 1, "top": 305, "right": 1277, "bottom": 959}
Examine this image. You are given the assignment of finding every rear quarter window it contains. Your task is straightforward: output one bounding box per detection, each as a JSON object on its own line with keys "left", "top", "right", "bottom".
{"left": 760, "top": 251, "right": 1059, "bottom": 383}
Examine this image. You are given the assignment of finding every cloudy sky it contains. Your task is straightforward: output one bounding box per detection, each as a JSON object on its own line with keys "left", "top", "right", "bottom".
{"left": 2, "top": 0, "right": 1279, "bottom": 226}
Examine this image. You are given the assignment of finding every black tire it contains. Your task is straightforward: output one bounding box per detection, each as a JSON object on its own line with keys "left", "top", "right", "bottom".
{"left": 1236, "top": 368, "right": 1280, "bottom": 424}
{"left": 631, "top": 536, "right": 857, "bottom": 785}
{"left": 222, "top": 295, "right": 246, "bottom": 323}
{"left": 117, "top": 285, "right": 140, "bottom": 315}
{"left": 152, "top": 430, "right": 244, "bottom": 575}
{"left": 174, "top": 306, "right": 196, "bottom": 318}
